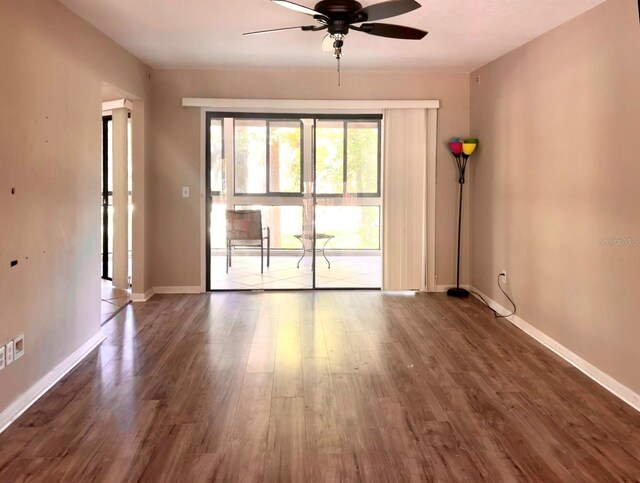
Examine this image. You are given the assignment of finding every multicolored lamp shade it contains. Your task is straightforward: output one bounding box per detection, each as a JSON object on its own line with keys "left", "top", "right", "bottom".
{"left": 462, "top": 138, "right": 479, "bottom": 156}
{"left": 448, "top": 137, "right": 463, "bottom": 156}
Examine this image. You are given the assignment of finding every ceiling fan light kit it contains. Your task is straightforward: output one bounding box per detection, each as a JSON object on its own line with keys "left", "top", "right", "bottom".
{"left": 244, "top": 0, "right": 428, "bottom": 85}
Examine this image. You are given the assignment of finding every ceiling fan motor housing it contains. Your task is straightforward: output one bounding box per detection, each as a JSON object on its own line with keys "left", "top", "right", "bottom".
{"left": 314, "top": 0, "right": 365, "bottom": 34}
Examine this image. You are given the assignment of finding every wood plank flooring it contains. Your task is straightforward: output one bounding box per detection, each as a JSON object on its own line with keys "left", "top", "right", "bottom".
{"left": 0, "top": 291, "right": 639, "bottom": 482}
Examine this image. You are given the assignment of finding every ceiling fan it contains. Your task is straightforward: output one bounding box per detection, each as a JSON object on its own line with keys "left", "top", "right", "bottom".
{"left": 243, "top": 0, "right": 428, "bottom": 82}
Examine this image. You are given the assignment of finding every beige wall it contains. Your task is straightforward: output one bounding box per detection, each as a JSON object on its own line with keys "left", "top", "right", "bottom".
{"left": 470, "top": 0, "right": 640, "bottom": 394}
{"left": 149, "top": 69, "right": 471, "bottom": 288}
{"left": 0, "top": 0, "right": 150, "bottom": 414}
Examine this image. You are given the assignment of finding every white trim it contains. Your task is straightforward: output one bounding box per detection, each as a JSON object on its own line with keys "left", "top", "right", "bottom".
{"left": 424, "top": 109, "right": 438, "bottom": 292}
{"left": 0, "top": 330, "right": 105, "bottom": 434}
{"left": 470, "top": 287, "right": 640, "bottom": 413}
{"left": 131, "top": 288, "right": 155, "bottom": 302}
{"left": 183, "top": 98, "right": 440, "bottom": 110}
{"left": 102, "top": 99, "right": 133, "bottom": 112}
{"left": 153, "top": 286, "right": 202, "bottom": 294}
{"left": 200, "top": 108, "right": 207, "bottom": 293}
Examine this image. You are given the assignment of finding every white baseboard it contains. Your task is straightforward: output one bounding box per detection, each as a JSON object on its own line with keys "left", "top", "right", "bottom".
{"left": 153, "top": 286, "right": 202, "bottom": 295}
{"left": 469, "top": 287, "right": 640, "bottom": 413}
{"left": 0, "top": 330, "right": 106, "bottom": 434}
{"left": 131, "top": 287, "right": 155, "bottom": 302}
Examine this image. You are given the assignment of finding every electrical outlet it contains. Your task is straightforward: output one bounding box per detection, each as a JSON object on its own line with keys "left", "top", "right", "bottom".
{"left": 14, "top": 334, "right": 24, "bottom": 360}
{"left": 0, "top": 346, "right": 5, "bottom": 371}
{"left": 500, "top": 271, "right": 507, "bottom": 284}
{"left": 5, "top": 341, "right": 14, "bottom": 365}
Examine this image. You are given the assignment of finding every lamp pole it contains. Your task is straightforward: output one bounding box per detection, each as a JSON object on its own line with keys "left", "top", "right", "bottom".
{"left": 447, "top": 138, "right": 478, "bottom": 298}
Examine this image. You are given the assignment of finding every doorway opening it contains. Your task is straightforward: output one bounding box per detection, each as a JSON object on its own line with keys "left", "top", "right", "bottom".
{"left": 206, "top": 113, "right": 382, "bottom": 291}
{"left": 101, "top": 108, "right": 131, "bottom": 322}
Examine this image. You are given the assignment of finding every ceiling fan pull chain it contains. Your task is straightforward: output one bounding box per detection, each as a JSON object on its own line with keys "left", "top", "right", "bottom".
{"left": 337, "top": 56, "right": 341, "bottom": 87}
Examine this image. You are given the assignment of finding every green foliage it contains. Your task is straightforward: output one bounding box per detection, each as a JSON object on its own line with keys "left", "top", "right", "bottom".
{"left": 234, "top": 121, "right": 266, "bottom": 193}
{"left": 315, "top": 122, "right": 379, "bottom": 195}
{"left": 316, "top": 125, "right": 344, "bottom": 194}
{"left": 269, "top": 123, "right": 301, "bottom": 193}
{"left": 315, "top": 122, "right": 380, "bottom": 248}
{"left": 346, "top": 124, "right": 378, "bottom": 194}
{"left": 233, "top": 121, "right": 302, "bottom": 194}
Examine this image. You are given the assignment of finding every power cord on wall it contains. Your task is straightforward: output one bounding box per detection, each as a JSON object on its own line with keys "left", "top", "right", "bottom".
{"left": 470, "top": 273, "right": 517, "bottom": 319}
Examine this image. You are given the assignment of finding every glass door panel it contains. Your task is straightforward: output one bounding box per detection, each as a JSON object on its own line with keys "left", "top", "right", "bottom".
{"left": 101, "top": 114, "right": 133, "bottom": 282}
{"left": 205, "top": 114, "right": 382, "bottom": 291}
{"left": 207, "top": 115, "right": 313, "bottom": 290}
{"left": 313, "top": 119, "right": 382, "bottom": 289}
{"left": 101, "top": 116, "right": 113, "bottom": 280}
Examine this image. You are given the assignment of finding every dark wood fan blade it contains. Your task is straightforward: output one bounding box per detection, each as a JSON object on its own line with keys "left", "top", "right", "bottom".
{"left": 271, "top": 0, "right": 324, "bottom": 17}
{"left": 355, "top": 22, "right": 427, "bottom": 39}
{"left": 356, "top": 0, "right": 421, "bottom": 22}
{"left": 243, "top": 25, "right": 323, "bottom": 36}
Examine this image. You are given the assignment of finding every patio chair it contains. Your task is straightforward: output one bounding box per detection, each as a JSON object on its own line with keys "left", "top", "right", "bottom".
{"left": 226, "top": 209, "right": 270, "bottom": 274}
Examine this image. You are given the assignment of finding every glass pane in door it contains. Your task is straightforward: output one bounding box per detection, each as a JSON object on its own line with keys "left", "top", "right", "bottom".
{"left": 206, "top": 115, "right": 382, "bottom": 291}
{"left": 315, "top": 121, "right": 344, "bottom": 194}
{"left": 101, "top": 117, "right": 113, "bottom": 280}
{"left": 234, "top": 119, "right": 267, "bottom": 194}
{"left": 314, "top": 119, "right": 382, "bottom": 289}
{"left": 208, "top": 116, "right": 312, "bottom": 290}
{"left": 269, "top": 121, "right": 302, "bottom": 194}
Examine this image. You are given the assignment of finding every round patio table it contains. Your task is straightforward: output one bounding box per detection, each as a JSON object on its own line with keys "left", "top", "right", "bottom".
{"left": 294, "top": 233, "right": 334, "bottom": 269}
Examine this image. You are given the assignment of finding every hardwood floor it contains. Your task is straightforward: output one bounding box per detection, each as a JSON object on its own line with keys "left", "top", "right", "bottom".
{"left": 1, "top": 291, "right": 639, "bottom": 482}
{"left": 101, "top": 279, "right": 130, "bottom": 325}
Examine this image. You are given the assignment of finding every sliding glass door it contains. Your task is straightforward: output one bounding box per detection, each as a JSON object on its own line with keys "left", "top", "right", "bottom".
{"left": 101, "top": 114, "right": 133, "bottom": 283}
{"left": 101, "top": 116, "right": 113, "bottom": 280}
{"left": 207, "top": 115, "right": 314, "bottom": 290}
{"left": 206, "top": 113, "right": 382, "bottom": 291}
{"left": 314, "top": 119, "right": 382, "bottom": 288}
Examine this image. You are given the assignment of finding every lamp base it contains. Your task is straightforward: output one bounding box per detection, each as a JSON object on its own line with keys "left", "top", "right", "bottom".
{"left": 447, "top": 288, "right": 469, "bottom": 298}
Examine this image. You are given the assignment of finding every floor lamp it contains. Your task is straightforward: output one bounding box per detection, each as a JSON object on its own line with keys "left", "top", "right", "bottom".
{"left": 447, "top": 137, "right": 478, "bottom": 298}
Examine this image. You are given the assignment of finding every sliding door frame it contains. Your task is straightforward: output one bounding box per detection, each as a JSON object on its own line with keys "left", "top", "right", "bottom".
{"left": 101, "top": 115, "right": 112, "bottom": 281}
{"left": 198, "top": 100, "right": 439, "bottom": 293}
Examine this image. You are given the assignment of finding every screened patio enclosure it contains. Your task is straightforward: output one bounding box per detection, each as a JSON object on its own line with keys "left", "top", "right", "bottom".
{"left": 206, "top": 114, "right": 382, "bottom": 290}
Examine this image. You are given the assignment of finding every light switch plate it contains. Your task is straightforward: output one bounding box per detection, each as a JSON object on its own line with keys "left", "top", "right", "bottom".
{"left": 5, "top": 340, "right": 14, "bottom": 365}
{"left": 182, "top": 186, "right": 190, "bottom": 198}
{"left": 0, "top": 346, "right": 5, "bottom": 371}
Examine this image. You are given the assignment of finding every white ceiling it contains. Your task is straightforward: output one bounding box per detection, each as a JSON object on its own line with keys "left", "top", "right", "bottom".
{"left": 60, "top": 0, "right": 605, "bottom": 72}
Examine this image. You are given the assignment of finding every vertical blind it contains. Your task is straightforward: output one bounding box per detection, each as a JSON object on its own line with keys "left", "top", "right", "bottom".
{"left": 382, "top": 109, "right": 429, "bottom": 291}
